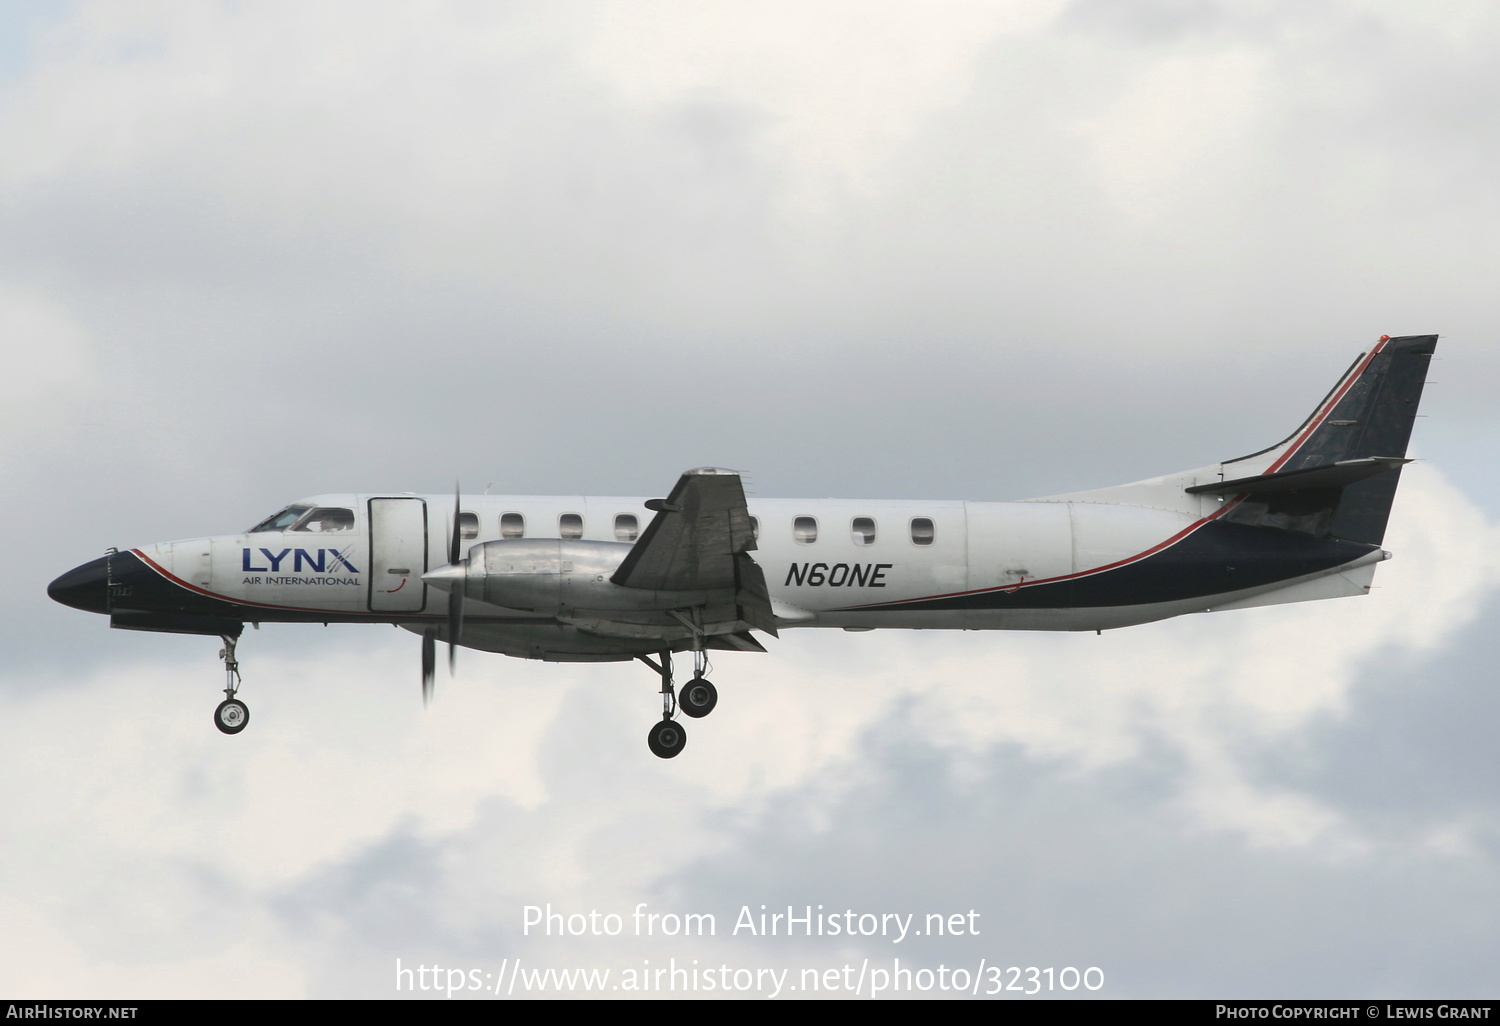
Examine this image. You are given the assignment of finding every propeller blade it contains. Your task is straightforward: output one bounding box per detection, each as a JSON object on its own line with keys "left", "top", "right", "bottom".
{"left": 421, "top": 628, "right": 436, "bottom": 708}
{"left": 448, "top": 589, "right": 463, "bottom": 674}
{"left": 448, "top": 482, "right": 464, "bottom": 675}
{"left": 450, "top": 483, "right": 462, "bottom": 566}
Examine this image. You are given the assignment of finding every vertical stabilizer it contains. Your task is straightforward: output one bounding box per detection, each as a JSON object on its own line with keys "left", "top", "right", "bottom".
{"left": 1218, "top": 335, "right": 1436, "bottom": 545}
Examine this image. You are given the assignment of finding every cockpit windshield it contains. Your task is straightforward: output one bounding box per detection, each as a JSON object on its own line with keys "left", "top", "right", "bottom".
{"left": 247, "top": 506, "right": 356, "bottom": 534}
{"left": 249, "top": 506, "right": 311, "bottom": 533}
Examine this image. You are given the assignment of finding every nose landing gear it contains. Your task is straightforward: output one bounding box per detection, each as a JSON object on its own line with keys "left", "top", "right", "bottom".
{"left": 213, "top": 633, "right": 249, "bottom": 735}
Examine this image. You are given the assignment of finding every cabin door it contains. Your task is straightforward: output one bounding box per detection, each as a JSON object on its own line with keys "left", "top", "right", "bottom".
{"left": 368, "top": 497, "right": 429, "bottom": 613}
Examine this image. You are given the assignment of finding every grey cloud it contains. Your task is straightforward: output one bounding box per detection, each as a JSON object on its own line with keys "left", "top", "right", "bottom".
{"left": 1262, "top": 590, "right": 1500, "bottom": 830}
{"left": 666, "top": 716, "right": 1500, "bottom": 997}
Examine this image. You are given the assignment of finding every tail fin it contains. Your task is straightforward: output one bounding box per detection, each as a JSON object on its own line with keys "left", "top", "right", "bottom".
{"left": 1203, "top": 334, "right": 1437, "bottom": 545}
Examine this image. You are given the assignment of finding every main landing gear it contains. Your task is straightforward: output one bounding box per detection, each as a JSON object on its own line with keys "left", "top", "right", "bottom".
{"left": 638, "top": 648, "right": 717, "bottom": 759}
{"left": 213, "top": 633, "right": 249, "bottom": 735}
{"left": 680, "top": 675, "right": 718, "bottom": 718}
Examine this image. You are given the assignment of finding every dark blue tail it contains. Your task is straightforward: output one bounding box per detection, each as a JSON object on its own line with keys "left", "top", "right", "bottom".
{"left": 1210, "top": 335, "right": 1437, "bottom": 545}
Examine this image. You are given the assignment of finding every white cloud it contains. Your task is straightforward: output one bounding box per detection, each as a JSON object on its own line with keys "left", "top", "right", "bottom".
{"left": 579, "top": 0, "right": 1064, "bottom": 205}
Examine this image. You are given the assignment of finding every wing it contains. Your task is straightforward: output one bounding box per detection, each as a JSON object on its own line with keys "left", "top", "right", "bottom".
{"left": 610, "top": 467, "right": 777, "bottom": 636}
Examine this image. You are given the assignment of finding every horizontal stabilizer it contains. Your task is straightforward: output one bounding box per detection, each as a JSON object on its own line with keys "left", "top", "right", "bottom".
{"left": 1186, "top": 457, "right": 1412, "bottom": 497}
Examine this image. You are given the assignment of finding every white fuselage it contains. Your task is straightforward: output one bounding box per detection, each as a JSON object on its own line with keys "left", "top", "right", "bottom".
{"left": 130, "top": 480, "right": 1379, "bottom": 636}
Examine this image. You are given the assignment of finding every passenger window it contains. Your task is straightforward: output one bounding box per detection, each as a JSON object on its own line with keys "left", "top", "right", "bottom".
{"left": 458, "top": 511, "right": 479, "bottom": 540}
{"left": 851, "top": 517, "right": 875, "bottom": 546}
{"left": 910, "top": 517, "right": 935, "bottom": 545}
{"left": 614, "top": 513, "right": 639, "bottom": 543}
{"left": 293, "top": 507, "right": 354, "bottom": 532}
{"left": 501, "top": 513, "right": 525, "bottom": 539}
{"left": 794, "top": 516, "right": 818, "bottom": 544}
{"left": 560, "top": 513, "right": 583, "bottom": 539}
{"left": 749, "top": 516, "right": 759, "bottom": 541}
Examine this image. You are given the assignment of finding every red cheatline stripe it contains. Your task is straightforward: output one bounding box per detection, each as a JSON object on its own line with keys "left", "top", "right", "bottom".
{"left": 1265, "top": 337, "right": 1386, "bottom": 473}
{"left": 840, "top": 509, "right": 1222, "bottom": 609}
{"left": 844, "top": 338, "right": 1390, "bottom": 611}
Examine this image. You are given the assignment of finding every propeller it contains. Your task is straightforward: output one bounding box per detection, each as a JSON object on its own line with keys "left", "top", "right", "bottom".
{"left": 421, "top": 628, "right": 436, "bottom": 707}
{"left": 447, "top": 483, "right": 465, "bottom": 674}
{"left": 420, "top": 484, "right": 468, "bottom": 707}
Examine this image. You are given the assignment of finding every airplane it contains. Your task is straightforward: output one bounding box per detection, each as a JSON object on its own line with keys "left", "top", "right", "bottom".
{"left": 48, "top": 334, "right": 1436, "bottom": 758}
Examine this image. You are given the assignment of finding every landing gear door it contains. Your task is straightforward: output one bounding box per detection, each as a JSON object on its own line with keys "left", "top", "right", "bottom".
{"left": 368, "top": 497, "right": 428, "bottom": 613}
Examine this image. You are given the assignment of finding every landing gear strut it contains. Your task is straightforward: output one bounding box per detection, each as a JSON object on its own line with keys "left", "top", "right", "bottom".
{"left": 638, "top": 650, "right": 684, "bottom": 758}
{"left": 637, "top": 645, "right": 718, "bottom": 758}
{"left": 214, "top": 633, "right": 249, "bottom": 735}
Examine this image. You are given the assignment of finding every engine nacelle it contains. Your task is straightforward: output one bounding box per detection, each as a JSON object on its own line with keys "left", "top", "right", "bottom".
{"left": 435, "top": 539, "right": 718, "bottom": 616}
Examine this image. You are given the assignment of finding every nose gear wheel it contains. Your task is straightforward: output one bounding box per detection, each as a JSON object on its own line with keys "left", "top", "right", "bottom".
{"left": 213, "top": 633, "right": 249, "bottom": 735}
{"left": 214, "top": 698, "right": 249, "bottom": 734}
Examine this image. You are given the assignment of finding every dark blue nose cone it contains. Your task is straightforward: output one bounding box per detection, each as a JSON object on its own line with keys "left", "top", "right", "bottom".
{"left": 48, "top": 555, "right": 111, "bottom": 614}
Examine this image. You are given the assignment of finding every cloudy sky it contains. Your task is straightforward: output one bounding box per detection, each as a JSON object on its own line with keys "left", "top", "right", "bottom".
{"left": 4, "top": 0, "right": 1499, "bottom": 999}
